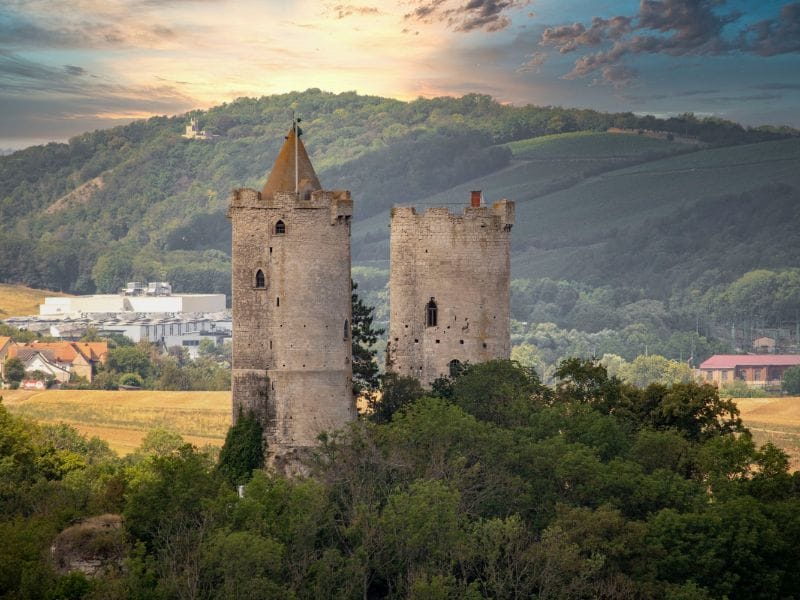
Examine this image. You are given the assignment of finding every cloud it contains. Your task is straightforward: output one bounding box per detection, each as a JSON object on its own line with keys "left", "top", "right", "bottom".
{"left": 741, "top": 2, "right": 800, "bottom": 56}
{"left": 329, "top": 4, "right": 381, "bottom": 19}
{"left": 538, "top": 1, "right": 799, "bottom": 85}
{"left": 0, "top": 52, "right": 194, "bottom": 126}
{"left": 541, "top": 16, "right": 631, "bottom": 53}
{"left": 515, "top": 51, "right": 546, "bottom": 72}
{"left": 404, "top": 0, "right": 527, "bottom": 33}
{"left": 595, "top": 64, "right": 637, "bottom": 89}
{"left": 63, "top": 65, "right": 86, "bottom": 76}
{"left": 0, "top": 10, "right": 128, "bottom": 48}
{"left": 750, "top": 82, "right": 800, "bottom": 90}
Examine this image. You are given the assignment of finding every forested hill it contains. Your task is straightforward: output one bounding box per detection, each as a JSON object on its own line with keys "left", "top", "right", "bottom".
{"left": 1, "top": 89, "right": 799, "bottom": 362}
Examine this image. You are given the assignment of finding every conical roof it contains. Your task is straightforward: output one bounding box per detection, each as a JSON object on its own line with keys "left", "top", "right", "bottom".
{"left": 262, "top": 126, "right": 321, "bottom": 199}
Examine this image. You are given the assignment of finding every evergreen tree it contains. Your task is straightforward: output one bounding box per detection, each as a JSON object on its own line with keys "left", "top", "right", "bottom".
{"left": 351, "top": 281, "right": 384, "bottom": 395}
{"left": 218, "top": 411, "right": 264, "bottom": 486}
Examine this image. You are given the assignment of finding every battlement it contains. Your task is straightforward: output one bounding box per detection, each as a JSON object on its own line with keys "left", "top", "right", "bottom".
{"left": 228, "top": 187, "right": 352, "bottom": 222}
{"left": 390, "top": 197, "right": 514, "bottom": 231}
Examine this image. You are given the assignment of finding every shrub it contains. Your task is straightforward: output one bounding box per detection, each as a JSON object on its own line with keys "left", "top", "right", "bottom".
{"left": 720, "top": 380, "right": 768, "bottom": 398}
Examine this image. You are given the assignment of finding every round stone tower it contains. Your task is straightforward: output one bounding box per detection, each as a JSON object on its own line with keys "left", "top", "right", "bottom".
{"left": 227, "top": 124, "right": 355, "bottom": 470}
{"left": 387, "top": 191, "right": 514, "bottom": 385}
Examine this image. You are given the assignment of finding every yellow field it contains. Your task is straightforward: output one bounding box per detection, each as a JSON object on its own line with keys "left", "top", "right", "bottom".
{"left": 0, "top": 283, "right": 71, "bottom": 318}
{"left": 1, "top": 389, "right": 231, "bottom": 456}
{"left": 736, "top": 397, "right": 800, "bottom": 471}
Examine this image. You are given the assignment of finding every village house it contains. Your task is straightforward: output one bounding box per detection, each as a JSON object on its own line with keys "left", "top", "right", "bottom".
{"left": 3, "top": 341, "right": 108, "bottom": 385}
{"left": 698, "top": 354, "right": 800, "bottom": 387}
{"left": 752, "top": 336, "right": 777, "bottom": 353}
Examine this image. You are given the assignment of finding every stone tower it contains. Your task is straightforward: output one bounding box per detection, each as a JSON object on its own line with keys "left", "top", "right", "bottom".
{"left": 387, "top": 191, "right": 514, "bottom": 385}
{"left": 227, "top": 124, "right": 355, "bottom": 469}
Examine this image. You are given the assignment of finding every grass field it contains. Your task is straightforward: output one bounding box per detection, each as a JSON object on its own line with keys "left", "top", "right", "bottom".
{"left": 504, "top": 131, "right": 694, "bottom": 160}
{"left": 0, "top": 283, "right": 71, "bottom": 318}
{"left": 1, "top": 389, "right": 231, "bottom": 456}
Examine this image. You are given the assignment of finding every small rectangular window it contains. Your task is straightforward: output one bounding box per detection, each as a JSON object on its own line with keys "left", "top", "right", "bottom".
{"left": 276, "top": 297, "right": 280, "bottom": 307}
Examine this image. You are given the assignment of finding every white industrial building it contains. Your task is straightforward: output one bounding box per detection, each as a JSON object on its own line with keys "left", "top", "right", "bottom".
{"left": 40, "top": 293, "right": 225, "bottom": 316}
{"left": 3, "top": 283, "right": 231, "bottom": 359}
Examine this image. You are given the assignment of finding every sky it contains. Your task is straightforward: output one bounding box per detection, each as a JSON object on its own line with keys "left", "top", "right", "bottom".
{"left": 1, "top": 0, "right": 798, "bottom": 150}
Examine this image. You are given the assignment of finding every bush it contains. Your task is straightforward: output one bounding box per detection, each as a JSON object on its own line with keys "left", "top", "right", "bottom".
{"left": 118, "top": 372, "right": 144, "bottom": 388}
{"left": 720, "top": 380, "right": 769, "bottom": 398}
{"left": 782, "top": 366, "right": 800, "bottom": 395}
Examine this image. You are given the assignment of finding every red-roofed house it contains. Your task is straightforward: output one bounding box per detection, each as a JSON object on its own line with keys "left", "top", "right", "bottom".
{"left": 698, "top": 354, "right": 800, "bottom": 387}
{"left": 4, "top": 341, "right": 107, "bottom": 384}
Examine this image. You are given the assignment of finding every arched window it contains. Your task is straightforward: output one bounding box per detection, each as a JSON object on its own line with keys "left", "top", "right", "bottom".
{"left": 426, "top": 298, "right": 437, "bottom": 327}
{"left": 449, "top": 359, "right": 462, "bottom": 377}
{"left": 343, "top": 319, "right": 350, "bottom": 339}
{"left": 255, "top": 269, "right": 265, "bottom": 288}
{"left": 275, "top": 220, "right": 286, "bottom": 234}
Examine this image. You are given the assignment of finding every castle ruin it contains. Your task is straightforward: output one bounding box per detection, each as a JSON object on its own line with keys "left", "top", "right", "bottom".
{"left": 387, "top": 191, "right": 514, "bottom": 385}
{"left": 227, "top": 124, "right": 355, "bottom": 469}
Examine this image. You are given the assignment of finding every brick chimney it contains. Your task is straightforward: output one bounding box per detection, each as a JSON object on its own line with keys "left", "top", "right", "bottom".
{"left": 470, "top": 190, "right": 482, "bottom": 207}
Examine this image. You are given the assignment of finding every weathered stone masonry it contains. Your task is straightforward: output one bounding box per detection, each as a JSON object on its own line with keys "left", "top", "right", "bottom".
{"left": 387, "top": 194, "right": 514, "bottom": 385}
{"left": 227, "top": 128, "right": 355, "bottom": 468}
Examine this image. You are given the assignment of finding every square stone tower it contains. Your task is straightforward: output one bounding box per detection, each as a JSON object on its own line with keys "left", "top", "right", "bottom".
{"left": 387, "top": 191, "right": 514, "bottom": 385}
{"left": 227, "top": 124, "right": 355, "bottom": 470}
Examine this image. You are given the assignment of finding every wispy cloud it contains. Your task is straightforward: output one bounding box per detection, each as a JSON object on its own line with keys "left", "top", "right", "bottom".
{"left": 328, "top": 3, "right": 381, "bottom": 19}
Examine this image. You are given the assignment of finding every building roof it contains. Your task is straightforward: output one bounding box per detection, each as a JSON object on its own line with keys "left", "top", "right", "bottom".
{"left": 699, "top": 354, "right": 800, "bottom": 369}
{"left": 10, "top": 341, "right": 108, "bottom": 364}
{"left": 261, "top": 125, "right": 321, "bottom": 199}
{"left": 0, "top": 336, "right": 12, "bottom": 350}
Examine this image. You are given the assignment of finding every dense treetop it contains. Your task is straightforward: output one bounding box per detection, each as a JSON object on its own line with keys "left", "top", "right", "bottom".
{"left": 2, "top": 359, "right": 799, "bottom": 598}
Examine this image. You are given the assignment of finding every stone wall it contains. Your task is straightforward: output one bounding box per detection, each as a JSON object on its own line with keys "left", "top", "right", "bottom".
{"left": 227, "top": 188, "right": 355, "bottom": 466}
{"left": 387, "top": 199, "right": 514, "bottom": 385}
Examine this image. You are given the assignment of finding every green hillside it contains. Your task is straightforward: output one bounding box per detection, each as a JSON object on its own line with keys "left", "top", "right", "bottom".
{"left": 1, "top": 89, "right": 798, "bottom": 364}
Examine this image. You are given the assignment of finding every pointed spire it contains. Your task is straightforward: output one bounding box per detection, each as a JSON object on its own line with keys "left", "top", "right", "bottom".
{"left": 262, "top": 125, "right": 321, "bottom": 199}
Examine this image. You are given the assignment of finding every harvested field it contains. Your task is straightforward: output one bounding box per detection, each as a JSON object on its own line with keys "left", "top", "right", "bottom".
{"left": 736, "top": 397, "right": 800, "bottom": 471}
{"left": 1, "top": 389, "right": 231, "bottom": 456}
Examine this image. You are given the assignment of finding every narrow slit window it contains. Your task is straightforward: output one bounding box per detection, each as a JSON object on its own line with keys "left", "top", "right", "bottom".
{"left": 276, "top": 297, "right": 280, "bottom": 307}
{"left": 343, "top": 319, "right": 350, "bottom": 339}
{"left": 426, "top": 298, "right": 438, "bottom": 327}
{"left": 255, "top": 269, "right": 265, "bottom": 288}
{"left": 275, "top": 220, "right": 286, "bottom": 234}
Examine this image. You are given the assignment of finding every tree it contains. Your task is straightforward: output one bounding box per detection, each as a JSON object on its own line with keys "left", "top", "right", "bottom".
{"left": 4, "top": 357, "right": 25, "bottom": 383}
{"left": 105, "top": 345, "right": 152, "bottom": 379}
{"left": 368, "top": 372, "right": 424, "bottom": 424}
{"left": 782, "top": 365, "right": 800, "bottom": 394}
{"left": 649, "top": 382, "right": 744, "bottom": 442}
{"left": 91, "top": 249, "right": 133, "bottom": 293}
{"left": 351, "top": 281, "right": 384, "bottom": 395}
{"left": 618, "top": 354, "right": 694, "bottom": 388}
{"left": 453, "top": 360, "right": 545, "bottom": 426}
{"left": 155, "top": 358, "right": 191, "bottom": 391}
{"left": 218, "top": 411, "right": 265, "bottom": 486}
